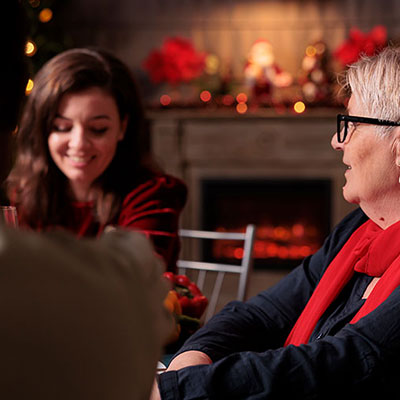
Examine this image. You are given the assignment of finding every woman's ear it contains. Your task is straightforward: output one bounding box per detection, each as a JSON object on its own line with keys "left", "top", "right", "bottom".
{"left": 395, "top": 137, "right": 400, "bottom": 185}
{"left": 394, "top": 137, "right": 400, "bottom": 167}
{"left": 118, "top": 116, "right": 128, "bottom": 141}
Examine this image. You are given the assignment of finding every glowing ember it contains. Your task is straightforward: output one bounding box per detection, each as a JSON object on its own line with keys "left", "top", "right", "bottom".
{"left": 212, "top": 224, "right": 319, "bottom": 261}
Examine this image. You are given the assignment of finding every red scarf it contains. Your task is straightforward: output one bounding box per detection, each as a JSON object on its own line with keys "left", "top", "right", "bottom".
{"left": 285, "top": 218, "right": 400, "bottom": 346}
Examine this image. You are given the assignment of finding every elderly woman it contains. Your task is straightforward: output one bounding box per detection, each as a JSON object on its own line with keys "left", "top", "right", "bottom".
{"left": 152, "top": 46, "right": 400, "bottom": 399}
{"left": 7, "top": 48, "right": 187, "bottom": 272}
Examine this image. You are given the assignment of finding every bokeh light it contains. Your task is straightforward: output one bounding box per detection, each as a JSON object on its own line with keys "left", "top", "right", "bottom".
{"left": 236, "top": 103, "right": 248, "bottom": 114}
{"left": 25, "top": 79, "right": 34, "bottom": 95}
{"left": 160, "top": 94, "right": 172, "bottom": 106}
{"left": 25, "top": 40, "right": 37, "bottom": 57}
{"left": 236, "top": 92, "right": 248, "bottom": 104}
{"left": 305, "top": 45, "right": 317, "bottom": 57}
{"left": 233, "top": 248, "right": 244, "bottom": 260}
{"left": 222, "top": 94, "right": 234, "bottom": 106}
{"left": 39, "top": 8, "right": 53, "bottom": 23}
{"left": 293, "top": 101, "right": 306, "bottom": 114}
{"left": 200, "top": 90, "right": 212, "bottom": 102}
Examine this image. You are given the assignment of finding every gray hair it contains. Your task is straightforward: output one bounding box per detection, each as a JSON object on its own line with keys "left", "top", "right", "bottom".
{"left": 343, "top": 46, "right": 400, "bottom": 136}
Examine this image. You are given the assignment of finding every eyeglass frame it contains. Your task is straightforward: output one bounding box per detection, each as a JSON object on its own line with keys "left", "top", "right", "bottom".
{"left": 336, "top": 114, "right": 400, "bottom": 143}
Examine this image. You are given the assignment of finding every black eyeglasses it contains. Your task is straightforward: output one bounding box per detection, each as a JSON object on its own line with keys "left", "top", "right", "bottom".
{"left": 337, "top": 114, "right": 400, "bottom": 143}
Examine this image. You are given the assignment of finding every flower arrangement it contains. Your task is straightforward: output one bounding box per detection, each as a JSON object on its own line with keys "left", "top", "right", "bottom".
{"left": 143, "top": 37, "right": 206, "bottom": 85}
{"left": 334, "top": 25, "right": 387, "bottom": 67}
{"left": 142, "top": 27, "right": 389, "bottom": 112}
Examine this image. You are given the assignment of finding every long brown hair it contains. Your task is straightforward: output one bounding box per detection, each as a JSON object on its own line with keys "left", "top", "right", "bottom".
{"left": 7, "top": 48, "right": 153, "bottom": 228}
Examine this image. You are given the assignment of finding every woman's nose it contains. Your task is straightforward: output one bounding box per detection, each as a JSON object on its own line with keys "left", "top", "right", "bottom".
{"left": 69, "top": 126, "right": 89, "bottom": 149}
{"left": 331, "top": 132, "right": 343, "bottom": 151}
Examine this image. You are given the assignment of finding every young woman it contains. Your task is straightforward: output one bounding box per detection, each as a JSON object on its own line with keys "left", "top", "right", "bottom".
{"left": 7, "top": 48, "right": 187, "bottom": 272}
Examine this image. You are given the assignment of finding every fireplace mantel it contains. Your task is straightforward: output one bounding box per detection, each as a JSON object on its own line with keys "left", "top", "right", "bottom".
{"left": 148, "top": 108, "right": 356, "bottom": 231}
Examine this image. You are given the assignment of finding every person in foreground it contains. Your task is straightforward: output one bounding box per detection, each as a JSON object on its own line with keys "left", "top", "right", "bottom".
{"left": 7, "top": 47, "right": 187, "bottom": 271}
{"left": 1, "top": 2, "right": 172, "bottom": 399}
{"left": 152, "top": 46, "right": 400, "bottom": 399}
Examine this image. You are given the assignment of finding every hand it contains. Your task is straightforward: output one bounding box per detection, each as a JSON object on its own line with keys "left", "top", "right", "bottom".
{"left": 167, "top": 350, "right": 212, "bottom": 371}
{"left": 103, "top": 225, "right": 117, "bottom": 234}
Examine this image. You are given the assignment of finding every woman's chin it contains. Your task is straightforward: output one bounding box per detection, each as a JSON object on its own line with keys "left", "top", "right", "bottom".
{"left": 342, "top": 186, "right": 359, "bottom": 205}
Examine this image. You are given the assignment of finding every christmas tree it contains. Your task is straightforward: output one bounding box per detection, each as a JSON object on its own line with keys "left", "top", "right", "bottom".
{"left": 22, "top": 0, "right": 73, "bottom": 77}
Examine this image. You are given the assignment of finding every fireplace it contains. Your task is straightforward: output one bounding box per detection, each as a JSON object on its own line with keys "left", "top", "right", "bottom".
{"left": 201, "top": 178, "right": 331, "bottom": 269}
{"left": 149, "top": 109, "right": 357, "bottom": 273}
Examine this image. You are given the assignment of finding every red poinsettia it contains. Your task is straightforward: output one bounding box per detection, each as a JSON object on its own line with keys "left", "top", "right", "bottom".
{"left": 143, "top": 37, "right": 206, "bottom": 85}
{"left": 334, "top": 25, "right": 387, "bottom": 66}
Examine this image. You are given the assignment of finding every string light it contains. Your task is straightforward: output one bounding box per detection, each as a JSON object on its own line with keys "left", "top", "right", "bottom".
{"left": 222, "top": 94, "right": 234, "bottom": 106}
{"left": 25, "top": 40, "right": 37, "bottom": 57}
{"left": 160, "top": 94, "right": 171, "bottom": 106}
{"left": 236, "top": 103, "right": 248, "bottom": 114}
{"left": 305, "top": 45, "right": 317, "bottom": 57}
{"left": 200, "top": 90, "right": 211, "bottom": 102}
{"left": 236, "top": 92, "right": 248, "bottom": 104}
{"left": 39, "top": 8, "right": 53, "bottom": 23}
{"left": 25, "top": 79, "right": 34, "bottom": 95}
{"left": 293, "top": 101, "right": 306, "bottom": 114}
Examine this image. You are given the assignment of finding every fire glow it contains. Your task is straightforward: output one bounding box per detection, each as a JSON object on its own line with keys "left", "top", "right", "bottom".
{"left": 213, "top": 224, "right": 319, "bottom": 261}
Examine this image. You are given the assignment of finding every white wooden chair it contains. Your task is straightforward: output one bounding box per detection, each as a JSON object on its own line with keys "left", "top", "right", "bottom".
{"left": 177, "top": 224, "right": 256, "bottom": 322}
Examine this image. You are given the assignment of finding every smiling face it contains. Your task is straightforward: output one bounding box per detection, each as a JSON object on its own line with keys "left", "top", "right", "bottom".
{"left": 48, "top": 87, "right": 127, "bottom": 201}
{"left": 331, "top": 94, "right": 399, "bottom": 213}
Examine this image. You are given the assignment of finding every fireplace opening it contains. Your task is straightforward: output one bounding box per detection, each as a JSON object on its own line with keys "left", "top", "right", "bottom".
{"left": 201, "top": 178, "right": 332, "bottom": 270}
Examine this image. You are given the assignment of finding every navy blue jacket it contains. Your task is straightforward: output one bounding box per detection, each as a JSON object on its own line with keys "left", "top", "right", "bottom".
{"left": 159, "top": 208, "right": 400, "bottom": 399}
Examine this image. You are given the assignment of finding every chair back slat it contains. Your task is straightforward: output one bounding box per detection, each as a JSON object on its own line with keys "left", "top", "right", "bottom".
{"left": 178, "top": 224, "right": 255, "bottom": 322}
{"left": 204, "top": 271, "right": 225, "bottom": 322}
{"left": 197, "top": 269, "right": 206, "bottom": 292}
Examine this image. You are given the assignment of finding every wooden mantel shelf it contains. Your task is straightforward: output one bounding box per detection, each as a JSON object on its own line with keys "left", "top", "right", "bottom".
{"left": 147, "top": 106, "right": 354, "bottom": 229}
{"left": 146, "top": 107, "right": 343, "bottom": 122}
